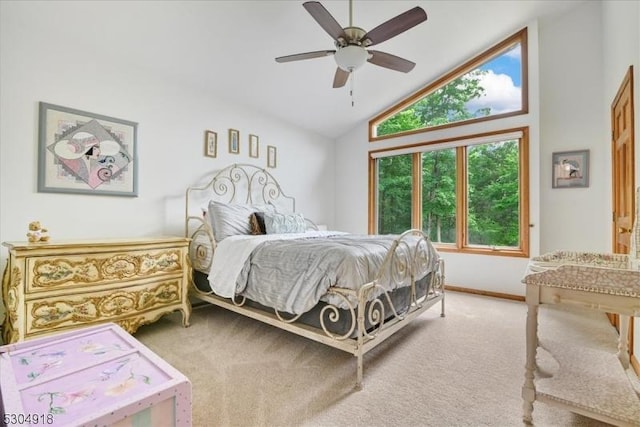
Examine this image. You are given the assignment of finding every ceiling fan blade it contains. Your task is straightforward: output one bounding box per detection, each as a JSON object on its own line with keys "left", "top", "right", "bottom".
{"left": 367, "top": 50, "right": 416, "bottom": 73}
{"left": 361, "top": 7, "right": 427, "bottom": 47}
{"left": 333, "top": 67, "right": 350, "bottom": 88}
{"left": 275, "top": 50, "right": 335, "bottom": 63}
{"left": 303, "top": 1, "right": 347, "bottom": 42}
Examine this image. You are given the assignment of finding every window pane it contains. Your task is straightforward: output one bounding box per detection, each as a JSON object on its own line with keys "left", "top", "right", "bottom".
{"left": 471, "top": 44, "right": 522, "bottom": 116}
{"left": 467, "top": 140, "right": 520, "bottom": 247}
{"left": 377, "top": 155, "right": 412, "bottom": 234}
{"left": 375, "top": 41, "right": 522, "bottom": 137}
{"left": 421, "top": 149, "right": 457, "bottom": 244}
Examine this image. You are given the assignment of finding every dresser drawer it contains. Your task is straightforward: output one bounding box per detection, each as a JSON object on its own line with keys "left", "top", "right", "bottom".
{"left": 26, "top": 279, "right": 182, "bottom": 335}
{"left": 25, "top": 247, "right": 185, "bottom": 294}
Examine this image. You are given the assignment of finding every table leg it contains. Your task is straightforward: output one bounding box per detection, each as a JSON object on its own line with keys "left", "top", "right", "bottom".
{"left": 617, "top": 314, "right": 630, "bottom": 369}
{"left": 522, "top": 301, "right": 539, "bottom": 424}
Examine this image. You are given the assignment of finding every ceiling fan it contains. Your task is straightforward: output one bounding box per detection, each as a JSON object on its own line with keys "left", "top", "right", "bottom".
{"left": 275, "top": 0, "right": 427, "bottom": 89}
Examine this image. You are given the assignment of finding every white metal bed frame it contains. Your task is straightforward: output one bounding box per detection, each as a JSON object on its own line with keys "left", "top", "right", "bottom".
{"left": 184, "top": 163, "right": 445, "bottom": 388}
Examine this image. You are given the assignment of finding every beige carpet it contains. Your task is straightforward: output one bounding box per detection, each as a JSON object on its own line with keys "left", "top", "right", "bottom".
{"left": 133, "top": 291, "right": 629, "bottom": 427}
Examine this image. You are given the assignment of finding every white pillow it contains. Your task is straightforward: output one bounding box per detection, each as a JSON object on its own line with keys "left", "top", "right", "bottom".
{"left": 208, "top": 201, "right": 275, "bottom": 242}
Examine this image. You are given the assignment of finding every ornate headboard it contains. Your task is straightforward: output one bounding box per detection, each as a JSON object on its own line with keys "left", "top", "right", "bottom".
{"left": 185, "top": 163, "right": 296, "bottom": 272}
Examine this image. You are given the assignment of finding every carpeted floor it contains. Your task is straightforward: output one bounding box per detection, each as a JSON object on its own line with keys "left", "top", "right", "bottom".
{"left": 133, "top": 291, "right": 631, "bottom": 427}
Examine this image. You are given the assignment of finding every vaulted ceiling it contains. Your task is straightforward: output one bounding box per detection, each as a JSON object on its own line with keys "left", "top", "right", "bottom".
{"left": 71, "top": 1, "right": 585, "bottom": 139}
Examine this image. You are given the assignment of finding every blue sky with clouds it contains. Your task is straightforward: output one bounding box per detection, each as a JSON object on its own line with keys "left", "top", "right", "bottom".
{"left": 466, "top": 44, "right": 522, "bottom": 115}
{"left": 482, "top": 48, "right": 521, "bottom": 87}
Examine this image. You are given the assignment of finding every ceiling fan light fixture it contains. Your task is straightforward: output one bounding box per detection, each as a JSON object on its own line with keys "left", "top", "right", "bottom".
{"left": 334, "top": 45, "right": 368, "bottom": 72}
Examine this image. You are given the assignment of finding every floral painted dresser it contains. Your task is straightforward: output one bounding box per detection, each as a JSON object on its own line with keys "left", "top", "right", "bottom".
{"left": 1, "top": 237, "right": 192, "bottom": 344}
{"left": 0, "top": 323, "right": 191, "bottom": 426}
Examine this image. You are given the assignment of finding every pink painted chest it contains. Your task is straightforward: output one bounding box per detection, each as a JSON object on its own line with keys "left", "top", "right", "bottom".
{"left": 0, "top": 323, "right": 191, "bottom": 426}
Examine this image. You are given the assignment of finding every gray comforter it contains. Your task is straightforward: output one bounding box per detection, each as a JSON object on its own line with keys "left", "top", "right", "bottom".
{"left": 236, "top": 234, "right": 439, "bottom": 315}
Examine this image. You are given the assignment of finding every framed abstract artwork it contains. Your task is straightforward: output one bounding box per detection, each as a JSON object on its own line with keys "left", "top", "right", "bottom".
{"left": 229, "top": 129, "right": 240, "bottom": 154}
{"left": 38, "top": 102, "right": 138, "bottom": 197}
{"left": 267, "top": 145, "right": 277, "bottom": 168}
{"left": 552, "top": 149, "right": 589, "bottom": 188}
{"left": 204, "top": 130, "right": 217, "bottom": 158}
{"left": 249, "top": 134, "right": 259, "bottom": 158}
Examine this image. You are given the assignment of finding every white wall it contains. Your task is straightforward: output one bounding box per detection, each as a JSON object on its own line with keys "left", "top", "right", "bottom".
{"left": 539, "top": 0, "right": 608, "bottom": 254}
{"left": 0, "top": 2, "right": 335, "bottom": 274}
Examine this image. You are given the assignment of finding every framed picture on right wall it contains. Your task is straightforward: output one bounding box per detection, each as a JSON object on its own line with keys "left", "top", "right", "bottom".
{"left": 552, "top": 149, "right": 589, "bottom": 188}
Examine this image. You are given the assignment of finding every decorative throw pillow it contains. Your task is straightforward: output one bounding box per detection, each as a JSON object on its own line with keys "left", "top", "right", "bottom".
{"left": 207, "top": 201, "right": 275, "bottom": 241}
{"left": 249, "top": 212, "right": 267, "bottom": 235}
{"left": 263, "top": 212, "right": 306, "bottom": 234}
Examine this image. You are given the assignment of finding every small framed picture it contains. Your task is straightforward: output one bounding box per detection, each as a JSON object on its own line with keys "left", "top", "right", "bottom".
{"left": 204, "top": 130, "right": 217, "bottom": 158}
{"left": 267, "top": 145, "right": 277, "bottom": 168}
{"left": 249, "top": 134, "right": 259, "bottom": 158}
{"left": 229, "top": 129, "right": 240, "bottom": 154}
{"left": 552, "top": 149, "right": 589, "bottom": 188}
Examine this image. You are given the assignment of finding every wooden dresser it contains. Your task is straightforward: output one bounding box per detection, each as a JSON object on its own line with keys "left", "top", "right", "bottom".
{"left": 1, "top": 237, "right": 192, "bottom": 344}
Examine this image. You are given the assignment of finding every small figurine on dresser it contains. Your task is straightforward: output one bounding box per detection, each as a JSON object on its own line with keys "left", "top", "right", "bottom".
{"left": 26, "top": 220, "right": 50, "bottom": 243}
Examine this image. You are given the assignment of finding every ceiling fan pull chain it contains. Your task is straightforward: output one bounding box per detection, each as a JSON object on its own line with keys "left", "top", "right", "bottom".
{"left": 350, "top": 71, "right": 355, "bottom": 107}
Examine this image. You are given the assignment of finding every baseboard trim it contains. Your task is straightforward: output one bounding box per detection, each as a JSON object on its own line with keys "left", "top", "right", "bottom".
{"left": 445, "top": 285, "right": 525, "bottom": 302}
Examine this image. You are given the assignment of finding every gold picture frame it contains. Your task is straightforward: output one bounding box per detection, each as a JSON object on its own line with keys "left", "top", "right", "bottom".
{"left": 249, "top": 134, "right": 259, "bottom": 158}
{"left": 267, "top": 145, "right": 277, "bottom": 168}
{"left": 229, "top": 129, "right": 240, "bottom": 154}
{"left": 204, "top": 130, "right": 217, "bottom": 158}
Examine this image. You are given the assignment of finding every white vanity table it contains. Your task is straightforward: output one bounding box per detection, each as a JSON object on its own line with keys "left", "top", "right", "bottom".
{"left": 521, "top": 250, "right": 640, "bottom": 426}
